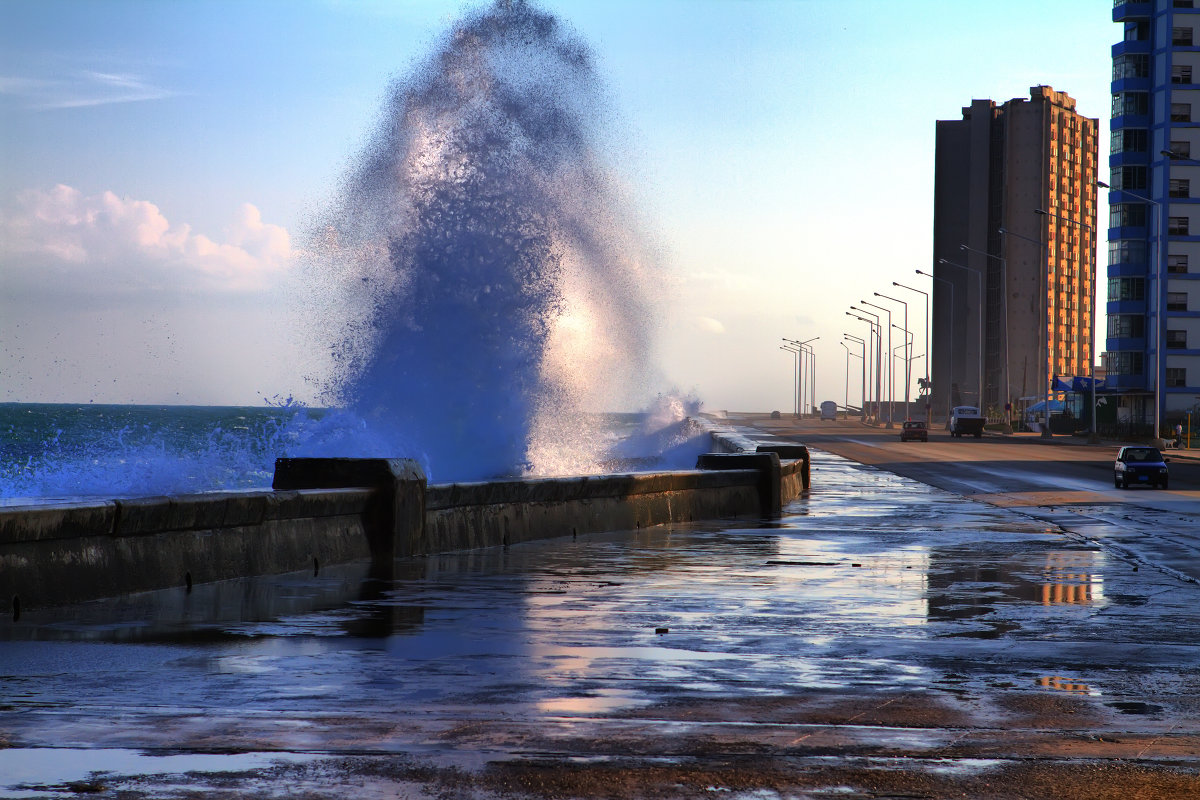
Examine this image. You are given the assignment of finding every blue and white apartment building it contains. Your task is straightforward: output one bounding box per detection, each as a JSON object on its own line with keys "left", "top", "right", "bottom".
{"left": 1110, "top": 1, "right": 1200, "bottom": 431}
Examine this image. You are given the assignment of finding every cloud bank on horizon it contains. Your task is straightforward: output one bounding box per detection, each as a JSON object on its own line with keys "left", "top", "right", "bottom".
{"left": 0, "top": 185, "right": 292, "bottom": 296}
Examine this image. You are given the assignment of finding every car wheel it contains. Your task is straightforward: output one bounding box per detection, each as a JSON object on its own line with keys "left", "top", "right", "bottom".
{"left": 1161, "top": 479, "right": 1169, "bottom": 490}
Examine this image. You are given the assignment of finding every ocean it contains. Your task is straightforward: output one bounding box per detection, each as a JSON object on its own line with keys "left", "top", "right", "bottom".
{"left": 0, "top": 402, "right": 710, "bottom": 505}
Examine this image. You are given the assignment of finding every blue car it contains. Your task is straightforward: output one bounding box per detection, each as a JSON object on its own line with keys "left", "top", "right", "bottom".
{"left": 1114, "top": 446, "right": 1169, "bottom": 490}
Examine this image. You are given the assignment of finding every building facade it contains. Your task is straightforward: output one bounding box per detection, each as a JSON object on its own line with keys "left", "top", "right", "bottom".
{"left": 1110, "top": 2, "right": 1200, "bottom": 431}
{"left": 932, "top": 87, "right": 1098, "bottom": 423}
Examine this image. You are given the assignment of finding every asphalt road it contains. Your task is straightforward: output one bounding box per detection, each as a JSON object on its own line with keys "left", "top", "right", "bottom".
{"left": 4, "top": 418, "right": 1200, "bottom": 799}
{"left": 743, "top": 414, "right": 1200, "bottom": 585}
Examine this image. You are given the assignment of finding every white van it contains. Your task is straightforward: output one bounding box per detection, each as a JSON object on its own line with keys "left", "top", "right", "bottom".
{"left": 819, "top": 401, "right": 838, "bottom": 421}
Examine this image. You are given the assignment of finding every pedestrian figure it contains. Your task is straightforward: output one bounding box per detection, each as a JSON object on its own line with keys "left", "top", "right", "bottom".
{"left": 1175, "top": 422, "right": 1184, "bottom": 449}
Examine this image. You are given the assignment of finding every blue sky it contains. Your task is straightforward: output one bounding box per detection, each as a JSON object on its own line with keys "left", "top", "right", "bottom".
{"left": 0, "top": 0, "right": 1113, "bottom": 409}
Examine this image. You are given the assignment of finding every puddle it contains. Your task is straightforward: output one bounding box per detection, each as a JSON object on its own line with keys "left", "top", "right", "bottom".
{"left": 0, "top": 748, "right": 318, "bottom": 799}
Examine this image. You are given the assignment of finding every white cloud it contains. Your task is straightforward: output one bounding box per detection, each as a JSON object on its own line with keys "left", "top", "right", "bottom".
{"left": 693, "top": 315, "right": 726, "bottom": 334}
{"left": 0, "top": 185, "right": 292, "bottom": 295}
{"left": 0, "top": 70, "right": 175, "bottom": 110}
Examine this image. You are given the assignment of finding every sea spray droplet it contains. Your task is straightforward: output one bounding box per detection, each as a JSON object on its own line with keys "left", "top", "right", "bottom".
{"left": 303, "top": 0, "right": 659, "bottom": 481}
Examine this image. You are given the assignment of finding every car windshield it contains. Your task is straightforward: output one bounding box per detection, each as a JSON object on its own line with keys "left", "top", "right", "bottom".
{"left": 1122, "top": 448, "right": 1162, "bottom": 463}
{"left": 904, "top": 422, "right": 922, "bottom": 429}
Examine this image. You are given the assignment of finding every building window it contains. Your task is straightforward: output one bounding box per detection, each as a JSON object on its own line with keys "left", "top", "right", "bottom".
{"left": 1167, "top": 368, "right": 1188, "bottom": 387}
{"left": 1174, "top": 27, "right": 1194, "bottom": 46}
{"left": 1110, "top": 203, "right": 1148, "bottom": 228}
{"left": 1167, "top": 329, "right": 1189, "bottom": 349}
{"left": 1177, "top": 1, "right": 1196, "bottom": 10}
{"left": 1168, "top": 292, "right": 1190, "bottom": 311}
{"left": 1109, "top": 239, "right": 1147, "bottom": 266}
{"left": 1171, "top": 178, "right": 1191, "bottom": 198}
{"left": 1112, "top": 92, "right": 1149, "bottom": 117}
{"left": 1173, "top": 103, "right": 1193, "bottom": 123}
{"left": 1170, "top": 216, "right": 1191, "bottom": 235}
{"left": 1108, "top": 277, "right": 1146, "bottom": 302}
{"left": 1108, "top": 314, "right": 1146, "bottom": 338}
{"left": 1169, "top": 140, "right": 1192, "bottom": 159}
{"left": 1174, "top": 65, "right": 1195, "bottom": 85}
{"left": 1114, "top": 53, "right": 1151, "bottom": 80}
{"left": 1169, "top": 254, "right": 1190, "bottom": 273}
{"left": 1108, "top": 351, "right": 1145, "bottom": 376}
{"left": 1114, "top": 165, "right": 1148, "bottom": 190}
{"left": 1111, "top": 129, "right": 1148, "bottom": 154}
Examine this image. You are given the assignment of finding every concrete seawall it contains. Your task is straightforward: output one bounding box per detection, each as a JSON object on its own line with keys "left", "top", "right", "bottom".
{"left": 0, "top": 430, "right": 809, "bottom": 613}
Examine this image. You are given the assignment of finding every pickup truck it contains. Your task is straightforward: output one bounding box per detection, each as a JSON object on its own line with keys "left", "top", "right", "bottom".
{"left": 949, "top": 405, "right": 986, "bottom": 438}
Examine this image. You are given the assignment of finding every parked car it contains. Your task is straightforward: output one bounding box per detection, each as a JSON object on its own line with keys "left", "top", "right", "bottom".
{"left": 900, "top": 420, "right": 928, "bottom": 442}
{"left": 1114, "top": 445, "right": 1169, "bottom": 489}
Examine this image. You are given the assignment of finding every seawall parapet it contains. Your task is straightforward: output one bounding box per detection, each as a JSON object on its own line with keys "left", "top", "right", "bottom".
{"left": 1, "top": 430, "right": 809, "bottom": 613}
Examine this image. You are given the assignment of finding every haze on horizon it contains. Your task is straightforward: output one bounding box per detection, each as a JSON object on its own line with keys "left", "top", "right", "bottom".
{"left": 0, "top": 0, "right": 1111, "bottom": 411}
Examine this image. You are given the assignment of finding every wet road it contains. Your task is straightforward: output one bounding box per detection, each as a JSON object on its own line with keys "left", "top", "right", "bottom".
{"left": 3, "top": 422, "right": 1200, "bottom": 798}
{"left": 756, "top": 415, "right": 1200, "bottom": 585}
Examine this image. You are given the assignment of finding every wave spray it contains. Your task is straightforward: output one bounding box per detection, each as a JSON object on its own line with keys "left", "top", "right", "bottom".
{"left": 305, "top": 0, "right": 664, "bottom": 480}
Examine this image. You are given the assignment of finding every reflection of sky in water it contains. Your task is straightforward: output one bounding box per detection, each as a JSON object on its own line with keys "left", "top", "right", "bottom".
{"left": 0, "top": 749, "right": 317, "bottom": 799}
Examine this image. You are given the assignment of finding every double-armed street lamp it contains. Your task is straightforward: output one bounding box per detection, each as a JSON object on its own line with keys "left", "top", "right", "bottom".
{"left": 846, "top": 311, "right": 881, "bottom": 423}
{"left": 844, "top": 333, "right": 866, "bottom": 418}
{"left": 783, "top": 337, "right": 818, "bottom": 416}
{"left": 916, "top": 268, "right": 955, "bottom": 427}
{"left": 893, "top": 280, "right": 930, "bottom": 420}
{"left": 875, "top": 292, "right": 911, "bottom": 421}
{"left": 859, "top": 300, "right": 895, "bottom": 428}
{"left": 779, "top": 344, "right": 800, "bottom": 416}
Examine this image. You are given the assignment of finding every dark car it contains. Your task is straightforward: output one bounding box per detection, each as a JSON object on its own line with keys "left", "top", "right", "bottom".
{"left": 900, "top": 420, "right": 928, "bottom": 442}
{"left": 1114, "top": 445, "right": 1169, "bottom": 489}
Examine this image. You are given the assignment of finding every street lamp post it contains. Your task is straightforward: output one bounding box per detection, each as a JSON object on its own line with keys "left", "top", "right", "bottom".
{"left": 1035, "top": 206, "right": 1101, "bottom": 443}
{"left": 916, "top": 268, "right": 955, "bottom": 427}
{"left": 840, "top": 341, "right": 859, "bottom": 419}
{"left": 844, "top": 333, "right": 866, "bottom": 417}
{"left": 860, "top": 299, "right": 894, "bottom": 428}
{"left": 847, "top": 312, "right": 881, "bottom": 423}
{"left": 959, "top": 243, "right": 1013, "bottom": 433}
{"left": 876, "top": 292, "right": 911, "bottom": 421}
{"left": 783, "top": 337, "right": 818, "bottom": 416}
{"left": 936, "top": 258, "right": 985, "bottom": 413}
{"left": 894, "top": 280, "right": 930, "bottom": 421}
{"left": 779, "top": 345, "right": 800, "bottom": 416}
{"left": 998, "top": 225, "right": 1053, "bottom": 436}
{"left": 1100, "top": 172, "right": 1167, "bottom": 442}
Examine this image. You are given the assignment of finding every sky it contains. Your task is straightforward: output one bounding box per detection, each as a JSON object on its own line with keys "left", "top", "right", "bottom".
{"left": 0, "top": 0, "right": 1114, "bottom": 411}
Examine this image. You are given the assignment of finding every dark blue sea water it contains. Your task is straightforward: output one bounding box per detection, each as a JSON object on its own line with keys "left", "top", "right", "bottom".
{"left": 0, "top": 402, "right": 709, "bottom": 504}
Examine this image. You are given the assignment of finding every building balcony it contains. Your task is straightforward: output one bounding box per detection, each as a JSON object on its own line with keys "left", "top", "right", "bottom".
{"left": 1113, "top": 1, "right": 1151, "bottom": 22}
{"left": 1111, "top": 77, "right": 1151, "bottom": 94}
{"left": 1108, "top": 225, "right": 1149, "bottom": 242}
{"left": 1105, "top": 372, "right": 1149, "bottom": 390}
{"left": 1108, "top": 300, "right": 1149, "bottom": 315}
{"left": 1111, "top": 113, "right": 1150, "bottom": 131}
{"left": 1110, "top": 150, "right": 1151, "bottom": 168}
{"left": 1112, "top": 39, "right": 1152, "bottom": 59}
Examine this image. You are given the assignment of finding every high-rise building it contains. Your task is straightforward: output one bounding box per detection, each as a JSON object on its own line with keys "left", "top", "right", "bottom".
{"left": 932, "top": 87, "right": 1098, "bottom": 424}
{"left": 1109, "top": 2, "right": 1200, "bottom": 433}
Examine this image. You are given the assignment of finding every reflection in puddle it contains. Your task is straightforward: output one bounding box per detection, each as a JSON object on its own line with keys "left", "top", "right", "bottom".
{"left": 1038, "top": 675, "right": 1097, "bottom": 695}
{"left": 0, "top": 749, "right": 317, "bottom": 799}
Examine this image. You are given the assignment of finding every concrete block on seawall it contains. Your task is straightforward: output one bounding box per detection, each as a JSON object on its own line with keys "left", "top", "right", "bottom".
{"left": 695, "top": 452, "right": 781, "bottom": 518}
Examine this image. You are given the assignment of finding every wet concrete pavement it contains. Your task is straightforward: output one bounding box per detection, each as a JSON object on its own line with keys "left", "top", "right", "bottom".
{"left": 3, "top": 419, "right": 1200, "bottom": 798}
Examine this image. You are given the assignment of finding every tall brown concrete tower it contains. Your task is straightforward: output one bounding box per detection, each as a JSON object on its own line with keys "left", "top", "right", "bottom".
{"left": 932, "top": 86, "right": 1098, "bottom": 423}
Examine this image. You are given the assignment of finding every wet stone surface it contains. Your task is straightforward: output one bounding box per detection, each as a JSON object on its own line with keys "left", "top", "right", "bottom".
{"left": 3, "top": 451, "right": 1200, "bottom": 798}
